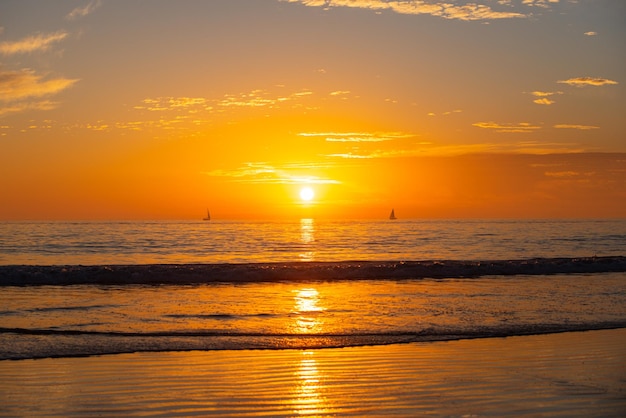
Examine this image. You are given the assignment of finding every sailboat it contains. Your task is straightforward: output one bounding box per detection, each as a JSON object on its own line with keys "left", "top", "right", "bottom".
{"left": 389, "top": 208, "right": 397, "bottom": 220}
{"left": 203, "top": 209, "right": 211, "bottom": 221}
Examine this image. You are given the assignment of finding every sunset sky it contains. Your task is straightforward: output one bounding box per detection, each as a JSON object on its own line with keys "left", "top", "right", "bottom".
{"left": 1, "top": 0, "right": 624, "bottom": 220}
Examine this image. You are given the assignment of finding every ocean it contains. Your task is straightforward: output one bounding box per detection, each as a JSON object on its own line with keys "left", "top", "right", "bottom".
{"left": 1, "top": 219, "right": 625, "bottom": 360}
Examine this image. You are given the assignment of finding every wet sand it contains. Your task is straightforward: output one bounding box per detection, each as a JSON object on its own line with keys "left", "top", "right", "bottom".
{"left": 1, "top": 328, "right": 625, "bottom": 417}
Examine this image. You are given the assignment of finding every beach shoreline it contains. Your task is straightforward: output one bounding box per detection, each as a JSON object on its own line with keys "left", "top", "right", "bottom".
{"left": 1, "top": 328, "right": 624, "bottom": 417}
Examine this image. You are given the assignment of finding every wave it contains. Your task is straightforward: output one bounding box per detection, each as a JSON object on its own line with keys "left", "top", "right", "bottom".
{"left": 3, "top": 323, "right": 625, "bottom": 338}
{"left": 163, "top": 313, "right": 279, "bottom": 320}
{"left": 1, "top": 256, "right": 625, "bottom": 286}
{"left": 2, "top": 323, "right": 625, "bottom": 360}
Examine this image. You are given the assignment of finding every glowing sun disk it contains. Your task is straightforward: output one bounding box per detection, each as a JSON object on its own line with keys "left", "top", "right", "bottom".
{"left": 300, "top": 187, "right": 315, "bottom": 201}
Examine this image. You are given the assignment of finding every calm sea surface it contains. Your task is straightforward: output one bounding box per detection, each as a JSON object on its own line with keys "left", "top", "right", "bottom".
{"left": 0, "top": 219, "right": 625, "bottom": 360}
{"left": 1, "top": 219, "right": 624, "bottom": 265}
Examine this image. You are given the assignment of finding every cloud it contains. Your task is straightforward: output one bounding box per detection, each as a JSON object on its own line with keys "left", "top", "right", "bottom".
{"left": 205, "top": 162, "right": 341, "bottom": 184}
{"left": 326, "top": 153, "right": 373, "bottom": 159}
{"left": 472, "top": 121, "right": 541, "bottom": 133}
{"left": 0, "top": 69, "right": 78, "bottom": 102}
{"left": 85, "top": 123, "right": 110, "bottom": 131}
{"left": 282, "top": 0, "right": 526, "bottom": 21}
{"left": 554, "top": 124, "right": 599, "bottom": 130}
{"left": 522, "top": 0, "right": 559, "bottom": 8}
{"left": 529, "top": 90, "right": 562, "bottom": 105}
{"left": 533, "top": 98, "right": 555, "bottom": 105}
{"left": 558, "top": 77, "right": 618, "bottom": 87}
{"left": 66, "top": 0, "right": 101, "bottom": 20}
{"left": 428, "top": 109, "right": 463, "bottom": 116}
{"left": 531, "top": 91, "right": 561, "bottom": 97}
{"left": 0, "top": 100, "right": 58, "bottom": 116}
{"left": 0, "top": 31, "right": 68, "bottom": 55}
{"left": 219, "top": 89, "right": 314, "bottom": 108}
{"left": 325, "top": 139, "right": 584, "bottom": 158}
{"left": 206, "top": 162, "right": 275, "bottom": 179}
{"left": 544, "top": 171, "right": 581, "bottom": 178}
{"left": 135, "top": 89, "right": 317, "bottom": 114}
{"left": 135, "top": 97, "right": 210, "bottom": 112}
{"left": 299, "top": 131, "right": 414, "bottom": 142}
{"left": 114, "top": 87, "right": 334, "bottom": 135}
{"left": 584, "top": 31, "right": 597, "bottom": 36}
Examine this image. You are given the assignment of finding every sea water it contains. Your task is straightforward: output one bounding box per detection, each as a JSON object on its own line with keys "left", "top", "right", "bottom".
{"left": 1, "top": 218, "right": 625, "bottom": 265}
{"left": 0, "top": 219, "right": 625, "bottom": 359}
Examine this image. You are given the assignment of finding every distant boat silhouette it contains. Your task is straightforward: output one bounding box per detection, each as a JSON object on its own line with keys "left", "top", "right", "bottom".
{"left": 203, "top": 209, "right": 211, "bottom": 221}
{"left": 389, "top": 209, "right": 397, "bottom": 220}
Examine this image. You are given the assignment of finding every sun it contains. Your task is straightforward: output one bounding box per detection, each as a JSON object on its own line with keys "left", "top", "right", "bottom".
{"left": 299, "top": 187, "right": 315, "bottom": 202}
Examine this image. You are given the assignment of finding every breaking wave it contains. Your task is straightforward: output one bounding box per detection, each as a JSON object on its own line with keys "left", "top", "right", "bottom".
{"left": 1, "top": 256, "right": 625, "bottom": 286}
{"left": 2, "top": 323, "right": 625, "bottom": 360}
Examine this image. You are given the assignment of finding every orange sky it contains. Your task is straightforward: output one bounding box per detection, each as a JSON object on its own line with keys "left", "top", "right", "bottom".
{"left": 1, "top": 1, "right": 624, "bottom": 220}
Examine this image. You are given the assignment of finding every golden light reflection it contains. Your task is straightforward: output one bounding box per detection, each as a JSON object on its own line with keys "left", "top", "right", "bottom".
{"left": 292, "top": 288, "right": 325, "bottom": 334}
{"left": 299, "top": 218, "right": 315, "bottom": 261}
{"left": 292, "top": 351, "right": 327, "bottom": 416}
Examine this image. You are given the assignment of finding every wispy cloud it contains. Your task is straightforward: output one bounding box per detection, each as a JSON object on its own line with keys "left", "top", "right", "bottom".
{"left": 554, "top": 124, "right": 599, "bottom": 130}
{"left": 544, "top": 171, "right": 582, "bottom": 178}
{"left": 205, "top": 162, "right": 276, "bottom": 179}
{"left": 299, "top": 131, "right": 414, "bottom": 142}
{"left": 66, "top": 0, "right": 101, "bottom": 20}
{"left": 472, "top": 121, "right": 541, "bottom": 133}
{"left": 218, "top": 89, "right": 313, "bottom": 108}
{"left": 85, "top": 122, "right": 109, "bottom": 131}
{"left": 205, "top": 162, "right": 341, "bottom": 184}
{"left": 0, "top": 69, "right": 78, "bottom": 116}
{"left": 584, "top": 31, "right": 597, "bottom": 36}
{"left": 0, "top": 69, "right": 78, "bottom": 102}
{"left": 0, "top": 31, "right": 68, "bottom": 55}
{"left": 530, "top": 90, "right": 561, "bottom": 105}
{"left": 427, "top": 109, "right": 462, "bottom": 116}
{"left": 135, "top": 97, "right": 210, "bottom": 112}
{"left": 558, "top": 77, "right": 618, "bottom": 87}
{"left": 522, "top": 0, "right": 559, "bottom": 8}
{"left": 326, "top": 153, "right": 373, "bottom": 159}
{"left": 82, "top": 87, "right": 338, "bottom": 135}
{"left": 0, "top": 100, "right": 58, "bottom": 116}
{"left": 135, "top": 89, "right": 315, "bottom": 113}
{"left": 325, "top": 139, "right": 583, "bottom": 158}
{"left": 534, "top": 98, "right": 555, "bottom": 105}
{"left": 531, "top": 91, "right": 561, "bottom": 97}
{"left": 282, "top": 0, "right": 526, "bottom": 21}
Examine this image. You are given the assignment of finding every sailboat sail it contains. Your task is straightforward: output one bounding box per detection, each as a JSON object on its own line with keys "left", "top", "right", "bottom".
{"left": 203, "top": 209, "right": 211, "bottom": 221}
{"left": 389, "top": 209, "right": 396, "bottom": 220}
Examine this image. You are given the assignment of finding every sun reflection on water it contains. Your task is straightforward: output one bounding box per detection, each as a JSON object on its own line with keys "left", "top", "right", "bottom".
{"left": 292, "top": 351, "right": 327, "bottom": 416}
{"left": 299, "top": 218, "right": 315, "bottom": 261}
{"left": 292, "top": 288, "right": 325, "bottom": 334}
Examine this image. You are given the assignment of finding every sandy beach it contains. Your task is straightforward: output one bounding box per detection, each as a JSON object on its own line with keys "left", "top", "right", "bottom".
{"left": 1, "top": 328, "right": 624, "bottom": 417}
